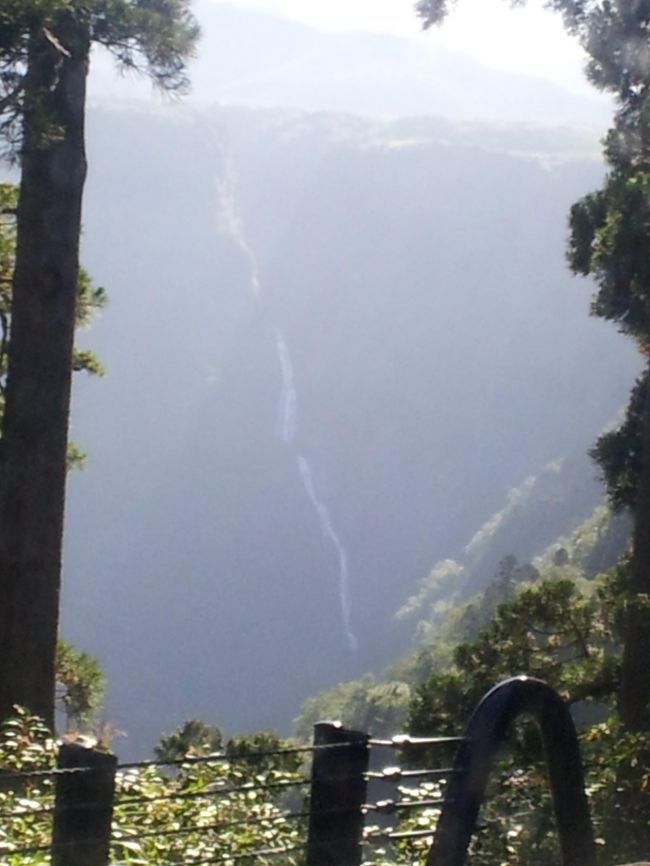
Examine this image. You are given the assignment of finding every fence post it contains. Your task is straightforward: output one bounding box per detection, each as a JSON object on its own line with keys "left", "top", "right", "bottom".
{"left": 51, "top": 742, "right": 117, "bottom": 866}
{"left": 306, "top": 721, "right": 370, "bottom": 866}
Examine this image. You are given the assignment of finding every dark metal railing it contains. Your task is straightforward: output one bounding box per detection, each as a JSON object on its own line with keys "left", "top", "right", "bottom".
{"left": 426, "top": 675, "right": 597, "bottom": 866}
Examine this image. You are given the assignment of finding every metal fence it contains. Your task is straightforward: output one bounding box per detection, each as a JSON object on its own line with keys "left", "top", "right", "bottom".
{"left": 0, "top": 677, "right": 597, "bottom": 866}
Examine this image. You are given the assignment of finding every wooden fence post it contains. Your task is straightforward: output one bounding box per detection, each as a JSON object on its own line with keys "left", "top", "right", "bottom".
{"left": 51, "top": 742, "right": 117, "bottom": 866}
{"left": 306, "top": 721, "right": 369, "bottom": 866}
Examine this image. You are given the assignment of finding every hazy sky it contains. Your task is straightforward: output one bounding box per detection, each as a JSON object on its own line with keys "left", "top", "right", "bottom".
{"left": 88, "top": 0, "right": 599, "bottom": 105}
{"left": 205, "top": 0, "right": 592, "bottom": 92}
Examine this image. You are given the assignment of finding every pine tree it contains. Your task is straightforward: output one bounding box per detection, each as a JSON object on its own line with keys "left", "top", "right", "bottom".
{"left": 0, "top": 1, "right": 199, "bottom": 726}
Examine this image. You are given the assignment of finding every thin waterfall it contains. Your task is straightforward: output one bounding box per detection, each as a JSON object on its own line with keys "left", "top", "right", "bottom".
{"left": 274, "top": 329, "right": 297, "bottom": 445}
{"left": 217, "top": 159, "right": 359, "bottom": 652}
{"left": 273, "top": 328, "right": 358, "bottom": 651}
{"left": 216, "top": 157, "right": 261, "bottom": 295}
{"left": 297, "top": 456, "right": 359, "bottom": 652}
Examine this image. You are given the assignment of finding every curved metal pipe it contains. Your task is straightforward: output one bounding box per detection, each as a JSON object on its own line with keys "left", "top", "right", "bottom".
{"left": 426, "top": 676, "right": 597, "bottom": 866}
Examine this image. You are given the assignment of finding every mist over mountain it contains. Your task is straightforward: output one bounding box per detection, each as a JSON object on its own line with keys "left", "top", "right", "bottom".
{"left": 56, "top": 89, "right": 640, "bottom": 757}
{"left": 89, "top": 2, "right": 611, "bottom": 126}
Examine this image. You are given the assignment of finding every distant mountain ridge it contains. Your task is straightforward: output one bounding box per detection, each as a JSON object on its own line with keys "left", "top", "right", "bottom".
{"left": 89, "top": 2, "right": 611, "bottom": 127}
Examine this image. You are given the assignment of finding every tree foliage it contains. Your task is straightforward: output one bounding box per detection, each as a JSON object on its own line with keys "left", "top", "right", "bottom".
{"left": 294, "top": 676, "right": 412, "bottom": 741}
{"left": 591, "top": 373, "right": 646, "bottom": 511}
{"left": 0, "top": 0, "right": 199, "bottom": 154}
{"left": 0, "top": 710, "right": 305, "bottom": 866}
{"left": 403, "top": 568, "right": 650, "bottom": 866}
{"left": 558, "top": 0, "right": 650, "bottom": 730}
{"left": 155, "top": 719, "right": 223, "bottom": 763}
{"left": 55, "top": 639, "right": 105, "bottom": 730}
{"left": 225, "top": 731, "right": 303, "bottom": 776}
{"left": 409, "top": 575, "right": 620, "bottom": 738}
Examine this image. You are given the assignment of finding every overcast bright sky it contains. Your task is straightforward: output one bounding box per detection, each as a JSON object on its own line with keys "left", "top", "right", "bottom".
{"left": 204, "top": 0, "right": 592, "bottom": 93}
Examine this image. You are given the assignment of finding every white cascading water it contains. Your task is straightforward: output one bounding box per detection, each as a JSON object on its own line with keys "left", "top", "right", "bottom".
{"left": 216, "top": 159, "right": 261, "bottom": 295}
{"left": 297, "top": 456, "right": 359, "bottom": 652}
{"left": 216, "top": 163, "right": 358, "bottom": 651}
{"left": 274, "top": 329, "right": 297, "bottom": 444}
{"left": 274, "top": 329, "right": 359, "bottom": 651}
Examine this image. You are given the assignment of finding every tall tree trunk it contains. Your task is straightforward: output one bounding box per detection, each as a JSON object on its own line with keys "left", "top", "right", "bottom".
{"left": 0, "top": 11, "right": 89, "bottom": 728}
{"left": 620, "top": 360, "right": 650, "bottom": 730}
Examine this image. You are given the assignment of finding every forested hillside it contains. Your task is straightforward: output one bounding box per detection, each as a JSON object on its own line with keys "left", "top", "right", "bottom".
{"left": 61, "top": 103, "right": 639, "bottom": 755}
{"left": 294, "top": 495, "right": 631, "bottom": 739}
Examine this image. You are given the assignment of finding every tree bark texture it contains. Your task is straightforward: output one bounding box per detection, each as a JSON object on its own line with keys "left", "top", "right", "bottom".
{"left": 620, "top": 360, "right": 650, "bottom": 730}
{"left": 0, "top": 11, "right": 90, "bottom": 727}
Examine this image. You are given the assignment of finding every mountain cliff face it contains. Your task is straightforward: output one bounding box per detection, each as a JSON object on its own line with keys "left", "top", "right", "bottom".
{"left": 62, "top": 104, "right": 639, "bottom": 756}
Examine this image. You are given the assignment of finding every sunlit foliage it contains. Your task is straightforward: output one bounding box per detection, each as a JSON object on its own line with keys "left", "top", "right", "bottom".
{"left": 0, "top": 711, "right": 305, "bottom": 866}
